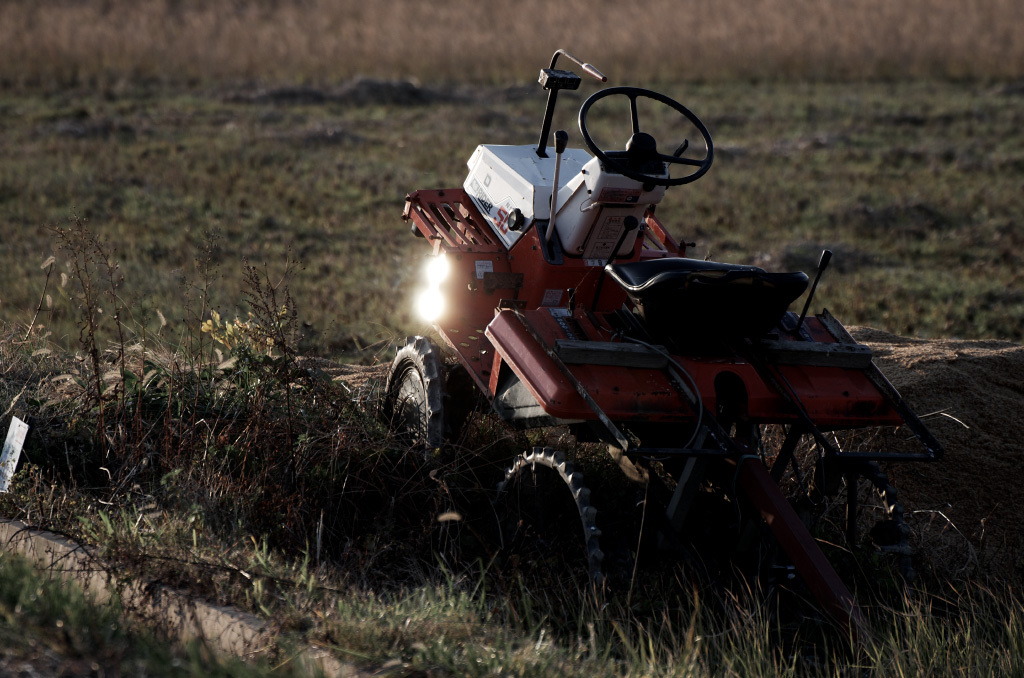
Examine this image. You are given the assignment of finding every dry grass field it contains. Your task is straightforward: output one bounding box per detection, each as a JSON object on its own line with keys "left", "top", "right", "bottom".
{"left": 2, "top": 2, "right": 1024, "bottom": 675}
{"left": 2, "top": 0, "right": 1022, "bottom": 353}
{"left": 1, "top": 0, "right": 1023, "bottom": 87}
{"left": 2, "top": 78, "right": 1021, "bottom": 355}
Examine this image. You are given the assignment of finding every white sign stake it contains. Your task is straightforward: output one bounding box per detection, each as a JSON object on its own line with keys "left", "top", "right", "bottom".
{"left": 0, "top": 417, "right": 29, "bottom": 493}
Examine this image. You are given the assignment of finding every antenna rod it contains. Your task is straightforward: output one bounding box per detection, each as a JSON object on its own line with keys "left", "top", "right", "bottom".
{"left": 796, "top": 249, "right": 832, "bottom": 333}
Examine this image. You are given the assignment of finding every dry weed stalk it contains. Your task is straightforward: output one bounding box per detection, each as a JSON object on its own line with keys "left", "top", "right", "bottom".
{"left": 5, "top": 220, "right": 464, "bottom": 597}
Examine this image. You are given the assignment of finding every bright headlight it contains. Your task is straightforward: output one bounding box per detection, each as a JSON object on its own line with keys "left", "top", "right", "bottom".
{"left": 425, "top": 253, "right": 450, "bottom": 285}
{"left": 416, "top": 288, "right": 446, "bottom": 322}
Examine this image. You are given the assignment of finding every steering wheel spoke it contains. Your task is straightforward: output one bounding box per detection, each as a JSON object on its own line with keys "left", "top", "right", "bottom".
{"left": 658, "top": 152, "right": 705, "bottom": 167}
{"left": 579, "top": 86, "right": 714, "bottom": 187}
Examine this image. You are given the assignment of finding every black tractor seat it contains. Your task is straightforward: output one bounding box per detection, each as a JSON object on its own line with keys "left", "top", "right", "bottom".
{"left": 605, "top": 257, "right": 809, "bottom": 347}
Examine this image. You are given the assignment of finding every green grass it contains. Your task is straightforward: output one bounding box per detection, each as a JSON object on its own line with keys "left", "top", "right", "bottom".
{"left": 0, "top": 551, "right": 314, "bottom": 676}
{"left": 8, "top": 535, "right": 1024, "bottom": 678}
{"left": 2, "top": 312, "right": 1023, "bottom": 676}
{"left": 2, "top": 80, "right": 1022, "bottom": 361}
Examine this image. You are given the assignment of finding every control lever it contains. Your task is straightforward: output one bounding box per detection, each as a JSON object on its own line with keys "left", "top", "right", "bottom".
{"left": 545, "top": 130, "right": 569, "bottom": 245}
{"left": 589, "top": 215, "right": 641, "bottom": 312}
{"left": 536, "top": 50, "right": 605, "bottom": 157}
{"left": 796, "top": 249, "right": 832, "bottom": 334}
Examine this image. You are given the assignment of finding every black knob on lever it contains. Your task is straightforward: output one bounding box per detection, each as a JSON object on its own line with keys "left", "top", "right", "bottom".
{"left": 555, "top": 130, "right": 568, "bottom": 154}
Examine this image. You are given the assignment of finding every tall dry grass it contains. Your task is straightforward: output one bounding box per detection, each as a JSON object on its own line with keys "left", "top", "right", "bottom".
{"left": 2, "top": 0, "right": 1022, "bottom": 87}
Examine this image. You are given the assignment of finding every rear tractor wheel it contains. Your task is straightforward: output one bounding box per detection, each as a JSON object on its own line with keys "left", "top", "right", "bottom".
{"left": 495, "top": 447, "right": 605, "bottom": 586}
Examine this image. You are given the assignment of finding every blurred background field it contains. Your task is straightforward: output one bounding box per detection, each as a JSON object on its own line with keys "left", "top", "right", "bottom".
{"left": 1, "top": 0, "right": 1022, "bottom": 358}
{"left": 2, "top": 0, "right": 1023, "bottom": 86}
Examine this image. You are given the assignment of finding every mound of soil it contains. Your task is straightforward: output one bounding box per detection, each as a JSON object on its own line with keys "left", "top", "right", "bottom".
{"left": 851, "top": 327, "right": 1024, "bottom": 579}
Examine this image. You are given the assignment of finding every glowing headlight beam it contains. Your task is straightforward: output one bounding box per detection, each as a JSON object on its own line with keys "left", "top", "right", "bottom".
{"left": 415, "top": 288, "right": 446, "bottom": 322}
{"left": 425, "top": 253, "right": 450, "bottom": 285}
{"left": 416, "top": 253, "right": 450, "bottom": 322}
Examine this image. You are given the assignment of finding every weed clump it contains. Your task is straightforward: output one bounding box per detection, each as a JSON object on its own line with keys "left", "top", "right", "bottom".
{"left": 2, "top": 222, "right": 459, "bottom": 603}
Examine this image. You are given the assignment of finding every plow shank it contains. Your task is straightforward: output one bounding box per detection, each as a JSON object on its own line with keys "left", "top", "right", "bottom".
{"left": 732, "top": 457, "right": 869, "bottom": 644}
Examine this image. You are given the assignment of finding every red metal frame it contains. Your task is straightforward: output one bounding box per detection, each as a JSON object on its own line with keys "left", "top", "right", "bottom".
{"left": 403, "top": 184, "right": 938, "bottom": 638}
{"left": 485, "top": 308, "right": 902, "bottom": 427}
{"left": 403, "top": 188, "right": 905, "bottom": 432}
{"left": 404, "top": 189, "right": 683, "bottom": 395}
{"left": 734, "top": 456, "right": 868, "bottom": 643}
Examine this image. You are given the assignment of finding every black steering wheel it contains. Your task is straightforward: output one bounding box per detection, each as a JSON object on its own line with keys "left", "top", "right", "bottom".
{"left": 578, "top": 86, "right": 714, "bottom": 187}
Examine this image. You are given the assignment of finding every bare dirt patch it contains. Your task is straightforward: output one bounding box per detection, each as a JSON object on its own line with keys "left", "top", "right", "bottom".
{"left": 293, "top": 356, "right": 386, "bottom": 401}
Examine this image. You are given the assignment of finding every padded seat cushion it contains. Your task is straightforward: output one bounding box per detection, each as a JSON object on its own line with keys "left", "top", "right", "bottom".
{"left": 606, "top": 258, "right": 809, "bottom": 345}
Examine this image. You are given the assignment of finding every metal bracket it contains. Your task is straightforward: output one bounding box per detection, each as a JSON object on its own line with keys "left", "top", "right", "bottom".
{"left": 818, "top": 309, "right": 943, "bottom": 460}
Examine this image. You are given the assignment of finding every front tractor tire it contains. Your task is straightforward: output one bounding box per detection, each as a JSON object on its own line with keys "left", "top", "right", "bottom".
{"left": 384, "top": 336, "right": 446, "bottom": 451}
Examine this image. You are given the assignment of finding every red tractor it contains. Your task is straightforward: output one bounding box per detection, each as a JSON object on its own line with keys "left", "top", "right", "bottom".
{"left": 385, "top": 50, "right": 941, "bottom": 638}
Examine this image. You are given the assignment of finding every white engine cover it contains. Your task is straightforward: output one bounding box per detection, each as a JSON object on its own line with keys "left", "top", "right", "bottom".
{"left": 464, "top": 144, "right": 666, "bottom": 258}
{"left": 464, "top": 144, "right": 592, "bottom": 249}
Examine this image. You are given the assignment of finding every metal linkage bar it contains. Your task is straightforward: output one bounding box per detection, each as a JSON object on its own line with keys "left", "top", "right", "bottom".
{"left": 769, "top": 424, "right": 805, "bottom": 483}
{"left": 741, "top": 341, "right": 849, "bottom": 462}
{"left": 633, "top": 446, "right": 730, "bottom": 458}
{"left": 729, "top": 456, "right": 869, "bottom": 645}
{"left": 817, "top": 310, "right": 943, "bottom": 461}
{"left": 509, "top": 310, "right": 867, "bottom": 639}
{"left": 743, "top": 334, "right": 938, "bottom": 463}
{"left": 510, "top": 311, "right": 634, "bottom": 452}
